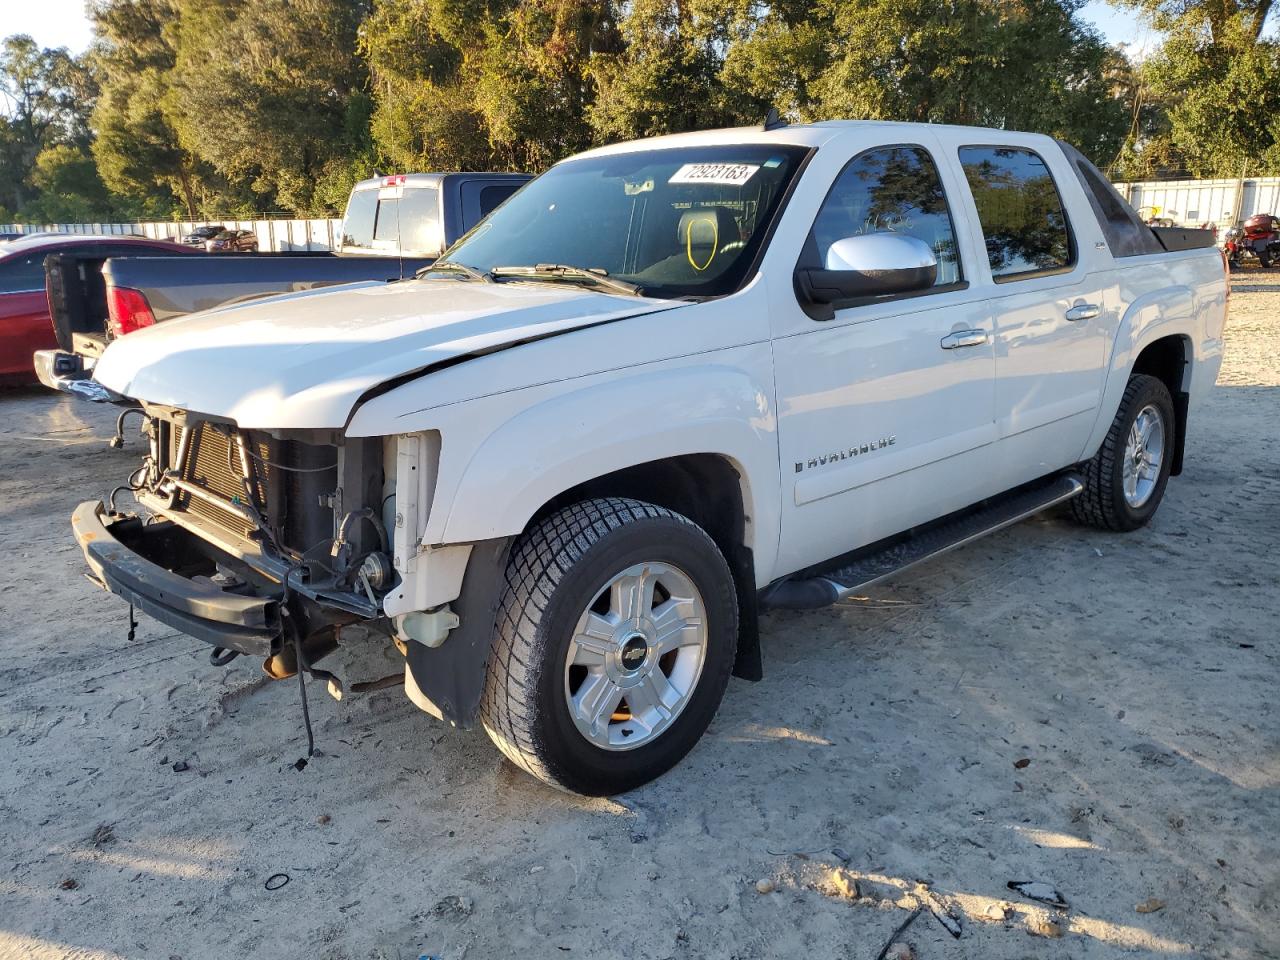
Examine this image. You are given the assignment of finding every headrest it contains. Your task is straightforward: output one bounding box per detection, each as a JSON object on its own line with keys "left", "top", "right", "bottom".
{"left": 677, "top": 207, "right": 740, "bottom": 248}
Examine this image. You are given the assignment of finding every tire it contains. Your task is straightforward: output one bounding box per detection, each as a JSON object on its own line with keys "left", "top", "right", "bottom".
{"left": 480, "top": 497, "right": 738, "bottom": 795}
{"left": 1071, "top": 374, "right": 1176, "bottom": 531}
{"left": 1260, "top": 251, "right": 1273, "bottom": 269}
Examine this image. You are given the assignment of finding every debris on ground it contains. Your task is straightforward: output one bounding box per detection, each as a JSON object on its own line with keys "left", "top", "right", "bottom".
{"left": 755, "top": 878, "right": 775, "bottom": 895}
{"left": 316, "top": 814, "right": 331, "bottom": 825}
{"left": 1135, "top": 897, "right": 1166, "bottom": 913}
{"left": 874, "top": 906, "right": 923, "bottom": 960}
{"left": 58, "top": 878, "right": 79, "bottom": 891}
{"left": 431, "top": 895, "right": 473, "bottom": 920}
{"left": 170, "top": 760, "right": 189, "bottom": 773}
{"left": 1007, "top": 880, "right": 1069, "bottom": 909}
{"left": 883, "top": 944, "right": 914, "bottom": 960}
{"left": 90, "top": 824, "right": 116, "bottom": 847}
{"left": 983, "top": 901, "right": 1013, "bottom": 922}
{"left": 264, "top": 873, "right": 290, "bottom": 891}
{"left": 1026, "top": 915, "right": 1065, "bottom": 938}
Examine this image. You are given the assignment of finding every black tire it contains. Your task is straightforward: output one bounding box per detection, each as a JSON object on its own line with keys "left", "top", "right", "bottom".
{"left": 480, "top": 497, "right": 738, "bottom": 795}
{"left": 1071, "top": 374, "right": 1176, "bottom": 531}
{"left": 1260, "top": 250, "right": 1273, "bottom": 269}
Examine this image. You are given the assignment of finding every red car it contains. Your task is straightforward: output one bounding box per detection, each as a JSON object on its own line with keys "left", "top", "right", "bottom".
{"left": 0, "top": 234, "right": 191, "bottom": 385}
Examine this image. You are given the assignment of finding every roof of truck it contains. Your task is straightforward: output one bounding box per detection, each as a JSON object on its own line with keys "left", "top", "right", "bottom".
{"left": 350, "top": 172, "right": 534, "bottom": 191}
{"left": 570, "top": 119, "right": 1060, "bottom": 162}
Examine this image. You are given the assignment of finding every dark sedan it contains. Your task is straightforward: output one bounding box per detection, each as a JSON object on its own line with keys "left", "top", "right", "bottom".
{"left": 180, "top": 225, "right": 224, "bottom": 246}
{"left": 0, "top": 234, "right": 199, "bottom": 385}
{"left": 205, "top": 229, "right": 259, "bottom": 253}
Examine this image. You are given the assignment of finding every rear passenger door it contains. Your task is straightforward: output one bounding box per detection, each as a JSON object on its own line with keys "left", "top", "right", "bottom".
{"left": 953, "top": 145, "right": 1111, "bottom": 485}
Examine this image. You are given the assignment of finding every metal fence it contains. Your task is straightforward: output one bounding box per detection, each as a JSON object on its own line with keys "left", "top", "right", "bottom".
{"left": 1115, "top": 177, "right": 1280, "bottom": 227}
{"left": 0, "top": 218, "right": 346, "bottom": 251}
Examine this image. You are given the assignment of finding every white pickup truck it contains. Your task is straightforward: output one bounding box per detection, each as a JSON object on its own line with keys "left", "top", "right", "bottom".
{"left": 72, "top": 120, "right": 1226, "bottom": 795}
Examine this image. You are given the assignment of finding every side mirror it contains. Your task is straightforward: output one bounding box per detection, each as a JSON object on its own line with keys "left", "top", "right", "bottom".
{"left": 796, "top": 233, "right": 938, "bottom": 306}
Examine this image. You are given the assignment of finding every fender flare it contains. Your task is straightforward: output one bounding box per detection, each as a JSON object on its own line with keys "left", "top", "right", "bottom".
{"left": 1080, "top": 285, "right": 1195, "bottom": 464}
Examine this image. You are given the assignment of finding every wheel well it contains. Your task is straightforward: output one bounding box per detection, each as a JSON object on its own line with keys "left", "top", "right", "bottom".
{"left": 530, "top": 455, "right": 763, "bottom": 681}
{"left": 1131, "top": 335, "right": 1190, "bottom": 476}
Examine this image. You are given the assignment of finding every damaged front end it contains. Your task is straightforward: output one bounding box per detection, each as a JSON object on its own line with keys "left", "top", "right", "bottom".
{"left": 75, "top": 406, "right": 401, "bottom": 690}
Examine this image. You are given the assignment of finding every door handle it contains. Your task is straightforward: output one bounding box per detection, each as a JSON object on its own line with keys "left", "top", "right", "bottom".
{"left": 1065, "top": 303, "right": 1100, "bottom": 322}
{"left": 940, "top": 329, "right": 989, "bottom": 350}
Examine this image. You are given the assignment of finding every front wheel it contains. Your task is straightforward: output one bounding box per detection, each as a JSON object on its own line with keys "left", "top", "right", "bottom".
{"left": 1071, "top": 374, "right": 1176, "bottom": 531}
{"left": 480, "top": 498, "right": 738, "bottom": 795}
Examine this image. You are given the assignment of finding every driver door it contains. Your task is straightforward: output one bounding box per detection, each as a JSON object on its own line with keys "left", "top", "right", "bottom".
{"left": 770, "top": 142, "right": 999, "bottom": 576}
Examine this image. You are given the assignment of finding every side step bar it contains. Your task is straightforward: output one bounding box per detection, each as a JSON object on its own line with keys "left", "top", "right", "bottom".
{"left": 761, "top": 473, "right": 1084, "bottom": 611}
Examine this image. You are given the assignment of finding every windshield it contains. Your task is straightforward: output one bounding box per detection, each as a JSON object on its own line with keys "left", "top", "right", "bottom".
{"left": 442, "top": 144, "right": 810, "bottom": 299}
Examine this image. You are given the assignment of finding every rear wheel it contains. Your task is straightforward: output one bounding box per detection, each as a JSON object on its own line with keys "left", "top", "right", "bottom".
{"left": 1071, "top": 374, "right": 1176, "bottom": 531}
{"left": 480, "top": 497, "right": 738, "bottom": 795}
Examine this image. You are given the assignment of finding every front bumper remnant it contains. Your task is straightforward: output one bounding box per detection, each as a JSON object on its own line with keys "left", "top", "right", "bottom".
{"left": 72, "top": 500, "right": 282, "bottom": 655}
{"left": 33, "top": 350, "right": 126, "bottom": 404}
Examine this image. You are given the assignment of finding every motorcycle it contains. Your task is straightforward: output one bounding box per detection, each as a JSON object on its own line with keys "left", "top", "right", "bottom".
{"left": 1223, "top": 213, "right": 1280, "bottom": 269}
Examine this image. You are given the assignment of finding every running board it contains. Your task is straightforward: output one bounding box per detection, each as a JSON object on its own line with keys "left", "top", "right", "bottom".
{"left": 761, "top": 474, "right": 1084, "bottom": 611}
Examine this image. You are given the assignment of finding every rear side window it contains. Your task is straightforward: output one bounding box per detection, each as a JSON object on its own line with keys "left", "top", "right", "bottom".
{"left": 810, "top": 145, "right": 962, "bottom": 286}
{"left": 1057, "top": 140, "right": 1163, "bottom": 258}
{"left": 342, "top": 188, "right": 378, "bottom": 249}
{"left": 398, "top": 186, "right": 443, "bottom": 257}
{"left": 959, "top": 147, "right": 1073, "bottom": 280}
{"left": 373, "top": 197, "right": 401, "bottom": 244}
{"left": 479, "top": 184, "right": 519, "bottom": 218}
{"left": 0, "top": 253, "right": 47, "bottom": 293}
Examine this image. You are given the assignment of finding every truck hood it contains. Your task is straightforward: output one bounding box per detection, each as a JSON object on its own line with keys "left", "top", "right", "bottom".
{"left": 93, "top": 279, "right": 682, "bottom": 429}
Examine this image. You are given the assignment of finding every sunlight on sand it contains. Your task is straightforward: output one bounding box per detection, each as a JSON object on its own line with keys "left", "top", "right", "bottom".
{"left": 0, "top": 932, "right": 129, "bottom": 959}
{"left": 66, "top": 835, "right": 241, "bottom": 881}
{"left": 720, "top": 723, "right": 835, "bottom": 746}
{"left": 1007, "top": 824, "right": 1100, "bottom": 850}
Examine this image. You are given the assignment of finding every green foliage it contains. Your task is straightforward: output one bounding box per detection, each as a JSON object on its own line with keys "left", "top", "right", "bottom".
{"left": 0, "top": 35, "right": 95, "bottom": 212}
{"left": 1111, "top": 0, "right": 1279, "bottom": 177}
{"left": 364, "top": 0, "right": 619, "bottom": 172}
{"left": 18, "top": 144, "right": 115, "bottom": 221}
{"left": 167, "top": 0, "right": 374, "bottom": 215}
{"left": 88, "top": 0, "right": 206, "bottom": 217}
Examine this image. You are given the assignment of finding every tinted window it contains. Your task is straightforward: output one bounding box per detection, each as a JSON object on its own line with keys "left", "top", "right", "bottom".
{"left": 398, "top": 186, "right": 442, "bottom": 257}
{"left": 1056, "top": 140, "right": 1163, "bottom": 258}
{"left": 959, "top": 147, "right": 1072, "bottom": 279}
{"left": 373, "top": 197, "right": 400, "bottom": 244}
{"left": 0, "top": 253, "right": 47, "bottom": 294}
{"left": 479, "top": 184, "right": 519, "bottom": 217}
{"left": 342, "top": 187, "right": 378, "bottom": 249}
{"left": 811, "top": 146, "right": 961, "bottom": 285}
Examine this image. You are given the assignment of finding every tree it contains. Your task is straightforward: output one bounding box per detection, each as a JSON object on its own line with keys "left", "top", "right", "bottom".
{"left": 588, "top": 0, "right": 760, "bottom": 142}
{"left": 18, "top": 144, "right": 115, "bottom": 222}
{"left": 1115, "top": 0, "right": 1280, "bottom": 177}
{"left": 0, "top": 35, "right": 94, "bottom": 212}
{"left": 168, "top": 0, "right": 375, "bottom": 214}
{"left": 88, "top": 0, "right": 209, "bottom": 217}
{"left": 365, "top": 0, "right": 620, "bottom": 173}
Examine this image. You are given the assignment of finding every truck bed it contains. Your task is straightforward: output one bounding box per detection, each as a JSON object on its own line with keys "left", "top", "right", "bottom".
{"left": 101, "top": 253, "right": 432, "bottom": 324}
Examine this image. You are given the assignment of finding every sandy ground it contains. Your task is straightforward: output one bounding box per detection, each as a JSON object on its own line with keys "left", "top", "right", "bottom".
{"left": 1, "top": 273, "right": 1277, "bottom": 960}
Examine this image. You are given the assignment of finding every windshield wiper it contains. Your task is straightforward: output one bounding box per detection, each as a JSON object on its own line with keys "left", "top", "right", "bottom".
{"left": 490, "top": 264, "right": 643, "bottom": 297}
{"left": 418, "top": 260, "right": 492, "bottom": 282}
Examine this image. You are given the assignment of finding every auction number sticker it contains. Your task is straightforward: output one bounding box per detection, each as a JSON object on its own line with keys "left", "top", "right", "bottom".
{"left": 669, "top": 163, "right": 760, "bottom": 186}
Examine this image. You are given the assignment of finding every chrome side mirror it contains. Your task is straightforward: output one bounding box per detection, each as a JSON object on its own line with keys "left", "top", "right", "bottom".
{"left": 796, "top": 233, "right": 938, "bottom": 308}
